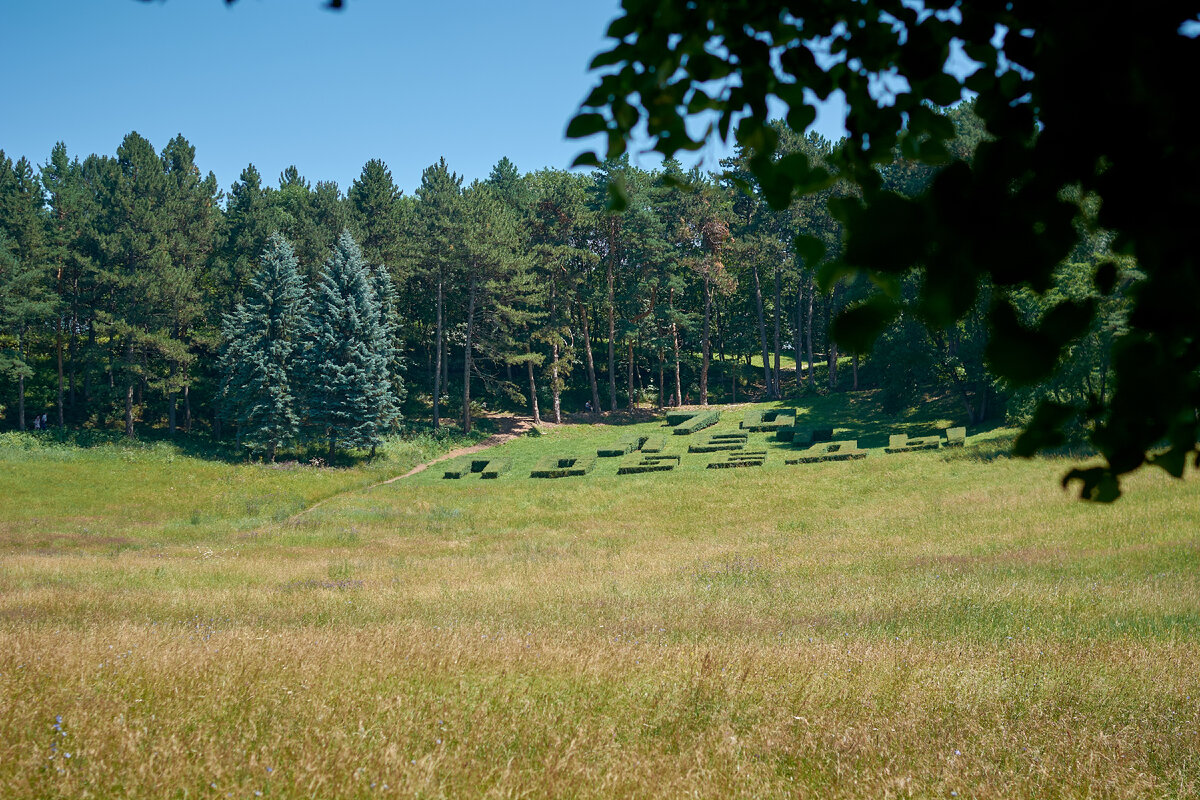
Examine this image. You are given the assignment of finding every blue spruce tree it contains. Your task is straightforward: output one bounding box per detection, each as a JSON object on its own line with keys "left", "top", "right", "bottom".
{"left": 218, "top": 232, "right": 310, "bottom": 461}
{"left": 307, "top": 230, "right": 390, "bottom": 460}
{"left": 365, "top": 261, "right": 405, "bottom": 435}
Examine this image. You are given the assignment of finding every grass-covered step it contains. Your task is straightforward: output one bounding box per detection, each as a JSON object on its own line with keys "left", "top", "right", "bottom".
{"left": 785, "top": 440, "right": 868, "bottom": 464}
{"left": 885, "top": 433, "right": 942, "bottom": 453}
{"left": 597, "top": 434, "right": 649, "bottom": 458}
{"left": 786, "top": 427, "right": 834, "bottom": 446}
{"left": 688, "top": 431, "right": 749, "bottom": 453}
{"left": 707, "top": 450, "right": 767, "bottom": 469}
{"left": 672, "top": 409, "right": 721, "bottom": 435}
{"left": 479, "top": 459, "right": 510, "bottom": 479}
{"left": 946, "top": 426, "right": 967, "bottom": 447}
{"left": 530, "top": 454, "right": 597, "bottom": 479}
{"left": 640, "top": 435, "right": 667, "bottom": 453}
{"left": 617, "top": 453, "right": 682, "bottom": 475}
{"left": 740, "top": 408, "right": 796, "bottom": 432}
{"left": 444, "top": 457, "right": 511, "bottom": 479}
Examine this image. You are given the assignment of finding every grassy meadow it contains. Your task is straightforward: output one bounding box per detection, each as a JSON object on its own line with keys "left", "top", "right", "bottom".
{"left": 1, "top": 398, "right": 1198, "bottom": 798}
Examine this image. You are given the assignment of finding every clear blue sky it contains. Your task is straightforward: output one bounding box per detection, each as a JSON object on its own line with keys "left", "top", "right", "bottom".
{"left": 0, "top": 0, "right": 848, "bottom": 196}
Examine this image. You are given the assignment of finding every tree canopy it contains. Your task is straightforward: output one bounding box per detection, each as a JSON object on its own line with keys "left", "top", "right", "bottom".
{"left": 570, "top": 1, "right": 1200, "bottom": 500}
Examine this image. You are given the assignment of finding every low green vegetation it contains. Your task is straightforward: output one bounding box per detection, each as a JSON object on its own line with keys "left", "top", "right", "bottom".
{"left": 1, "top": 397, "right": 1198, "bottom": 798}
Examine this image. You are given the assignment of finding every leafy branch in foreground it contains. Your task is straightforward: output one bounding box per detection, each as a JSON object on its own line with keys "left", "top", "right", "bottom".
{"left": 571, "top": 1, "right": 1200, "bottom": 500}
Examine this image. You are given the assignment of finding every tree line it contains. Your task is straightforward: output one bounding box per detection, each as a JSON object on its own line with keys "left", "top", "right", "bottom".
{"left": 0, "top": 102, "right": 1128, "bottom": 457}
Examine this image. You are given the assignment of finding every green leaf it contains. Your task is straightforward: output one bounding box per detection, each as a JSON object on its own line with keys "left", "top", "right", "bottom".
{"left": 831, "top": 296, "right": 899, "bottom": 354}
{"left": 1093, "top": 260, "right": 1118, "bottom": 295}
{"left": 793, "top": 234, "right": 825, "bottom": 266}
{"left": 1062, "top": 467, "right": 1122, "bottom": 503}
{"left": 571, "top": 152, "right": 601, "bottom": 168}
{"left": 566, "top": 113, "right": 608, "bottom": 139}
{"left": 1013, "top": 400, "right": 1074, "bottom": 457}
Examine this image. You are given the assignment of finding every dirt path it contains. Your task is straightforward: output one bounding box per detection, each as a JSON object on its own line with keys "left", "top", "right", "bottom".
{"left": 285, "top": 416, "right": 538, "bottom": 522}
{"left": 378, "top": 416, "right": 537, "bottom": 484}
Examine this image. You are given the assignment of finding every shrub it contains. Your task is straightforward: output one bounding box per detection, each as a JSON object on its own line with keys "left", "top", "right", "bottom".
{"left": 617, "top": 453, "right": 681, "bottom": 475}
{"left": 884, "top": 433, "right": 942, "bottom": 453}
{"left": 775, "top": 426, "right": 798, "bottom": 443}
{"left": 640, "top": 435, "right": 667, "bottom": 453}
{"left": 480, "top": 459, "right": 510, "bottom": 479}
{"left": 672, "top": 410, "right": 720, "bottom": 435}
{"left": 741, "top": 409, "right": 796, "bottom": 432}
{"left": 598, "top": 434, "right": 648, "bottom": 457}
{"left": 707, "top": 450, "right": 767, "bottom": 469}
{"left": 785, "top": 440, "right": 868, "bottom": 464}
{"left": 689, "top": 431, "right": 749, "bottom": 453}
{"left": 444, "top": 457, "right": 510, "bottom": 479}
{"left": 946, "top": 426, "right": 967, "bottom": 447}
{"left": 530, "top": 454, "right": 597, "bottom": 478}
{"left": 665, "top": 410, "right": 699, "bottom": 426}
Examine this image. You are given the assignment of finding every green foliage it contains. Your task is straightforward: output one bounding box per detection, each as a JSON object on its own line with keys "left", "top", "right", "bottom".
{"left": 640, "top": 435, "right": 666, "bottom": 453}
{"left": 671, "top": 409, "right": 720, "bottom": 435}
{"left": 571, "top": 1, "right": 1200, "bottom": 498}
{"left": 306, "top": 230, "right": 392, "bottom": 457}
{"left": 706, "top": 450, "right": 766, "bottom": 469}
{"left": 443, "top": 457, "right": 510, "bottom": 480}
{"left": 740, "top": 408, "right": 796, "bottom": 432}
{"left": 786, "top": 441, "right": 868, "bottom": 464}
{"left": 688, "top": 431, "right": 748, "bottom": 453}
{"left": 616, "top": 452, "right": 680, "bottom": 474}
{"left": 885, "top": 433, "right": 943, "bottom": 454}
{"left": 530, "top": 453, "right": 596, "bottom": 479}
{"left": 218, "top": 233, "right": 310, "bottom": 460}
{"left": 597, "top": 433, "right": 648, "bottom": 458}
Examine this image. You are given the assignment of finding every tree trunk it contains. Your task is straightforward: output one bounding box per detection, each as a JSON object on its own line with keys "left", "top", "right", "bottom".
{"left": 828, "top": 285, "right": 841, "bottom": 390}
{"left": 56, "top": 319, "right": 65, "bottom": 428}
{"left": 852, "top": 353, "right": 859, "bottom": 391}
{"left": 124, "top": 337, "right": 135, "bottom": 438}
{"left": 657, "top": 350, "right": 665, "bottom": 409}
{"left": 671, "top": 296, "right": 683, "bottom": 407}
{"left": 607, "top": 258, "right": 617, "bottom": 412}
{"left": 580, "top": 303, "right": 601, "bottom": 413}
{"left": 627, "top": 340, "right": 635, "bottom": 409}
{"left": 550, "top": 286, "right": 562, "bottom": 424}
{"left": 462, "top": 274, "right": 477, "bottom": 434}
{"left": 751, "top": 265, "right": 773, "bottom": 398}
{"left": 17, "top": 329, "right": 26, "bottom": 431}
{"left": 700, "top": 277, "right": 711, "bottom": 405}
{"left": 183, "top": 384, "right": 192, "bottom": 433}
{"left": 432, "top": 276, "right": 443, "bottom": 429}
{"left": 805, "top": 276, "right": 816, "bottom": 387}
{"left": 526, "top": 357, "right": 541, "bottom": 426}
{"left": 773, "top": 264, "right": 782, "bottom": 394}
{"left": 792, "top": 280, "right": 801, "bottom": 395}
{"left": 168, "top": 390, "right": 177, "bottom": 436}
{"left": 550, "top": 340, "right": 562, "bottom": 424}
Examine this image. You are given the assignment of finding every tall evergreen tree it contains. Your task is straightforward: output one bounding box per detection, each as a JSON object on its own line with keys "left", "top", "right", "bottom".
{"left": 0, "top": 153, "right": 54, "bottom": 430}
{"left": 219, "top": 233, "right": 310, "bottom": 461}
{"left": 306, "top": 230, "right": 389, "bottom": 459}
{"left": 365, "top": 260, "right": 405, "bottom": 434}
{"left": 413, "top": 159, "right": 463, "bottom": 429}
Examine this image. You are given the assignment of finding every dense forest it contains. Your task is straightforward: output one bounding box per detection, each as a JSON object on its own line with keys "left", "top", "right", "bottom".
{"left": 0, "top": 102, "right": 1129, "bottom": 457}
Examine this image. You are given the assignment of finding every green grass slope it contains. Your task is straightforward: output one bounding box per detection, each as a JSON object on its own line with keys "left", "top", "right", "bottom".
{"left": 1, "top": 405, "right": 1197, "bottom": 799}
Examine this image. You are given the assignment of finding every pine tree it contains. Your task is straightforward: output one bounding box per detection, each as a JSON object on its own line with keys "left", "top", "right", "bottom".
{"left": 306, "top": 230, "right": 390, "bottom": 460}
{"left": 219, "top": 233, "right": 309, "bottom": 461}
{"left": 0, "top": 153, "right": 54, "bottom": 431}
{"left": 365, "top": 260, "right": 405, "bottom": 434}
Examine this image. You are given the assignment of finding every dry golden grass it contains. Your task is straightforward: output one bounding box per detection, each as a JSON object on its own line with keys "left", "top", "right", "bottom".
{"left": 1, "top": 421, "right": 1199, "bottom": 798}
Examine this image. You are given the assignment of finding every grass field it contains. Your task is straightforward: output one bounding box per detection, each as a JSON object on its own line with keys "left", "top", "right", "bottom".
{"left": 2, "top": 399, "right": 1198, "bottom": 798}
